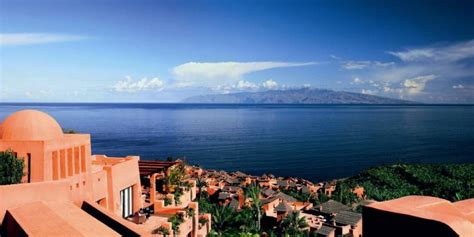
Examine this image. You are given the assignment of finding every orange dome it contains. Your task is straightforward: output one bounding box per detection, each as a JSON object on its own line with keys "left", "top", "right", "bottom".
{"left": 0, "top": 110, "right": 63, "bottom": 140}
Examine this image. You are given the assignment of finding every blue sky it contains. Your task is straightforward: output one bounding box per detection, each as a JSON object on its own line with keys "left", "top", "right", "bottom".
{"left": 1, "top": 0, "right": 473, "bottom": 103}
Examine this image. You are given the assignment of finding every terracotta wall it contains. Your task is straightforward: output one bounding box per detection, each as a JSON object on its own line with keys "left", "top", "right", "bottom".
{"left": 0, "top": 140, "right": 45, "bottom": 182}
{"left": 0, "top": 180, "right": 71, "bottom": 220}
{"left": 100, "top": 156, "right": 143, "bottom": 216}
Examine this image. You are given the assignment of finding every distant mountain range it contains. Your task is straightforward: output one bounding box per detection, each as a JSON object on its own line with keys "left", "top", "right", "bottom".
{"left": 183, "top": 88, "right": 416, "bottom": 104}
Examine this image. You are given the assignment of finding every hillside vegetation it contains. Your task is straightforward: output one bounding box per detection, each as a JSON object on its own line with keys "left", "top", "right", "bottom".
{"left": 339, "top": 163, "right": 473, "bottom": 202}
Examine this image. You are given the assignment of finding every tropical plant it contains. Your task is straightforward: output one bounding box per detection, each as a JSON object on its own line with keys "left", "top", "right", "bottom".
{"left": 210, "top": 204, "right": 235, "bottom": 235}
{"left": 196, "top": 176, "right": 208, "bottom": 200}
{"left": 199, "top": 216, "right": 209, "bottom": 227}
{"left": 198, "top": 191, "right": 212, "bottom": 213}
{"left": 280, "top": 211, "right": 308, "bottom": 236}
{"left": 186, "top": 207, "right": 195, "bottom": 217}
{"left": 164, "top": 197, "right": 172, "bottom": 206}
{"left": 174, "top": 187, "right": 184, "bottom": 205}
{"left": 333, "top": 182, "right": 358, "bottom": 205}
{"left": 166, "top": 161, "right": 187, "bottom": 192}
{"left": 151, "top": 225, "right": 170, "bottom": 237}
{"left": 245, "top": 183, "right": 263, "bottom": 232}
{"left": 235, "top": 206, "right": 258, "bottom": 233}
{"left": 168, "top": 213, "right": 185, "bottom": 235}
{"left": 0, "top": 150, "right": 25, "bottom": 185}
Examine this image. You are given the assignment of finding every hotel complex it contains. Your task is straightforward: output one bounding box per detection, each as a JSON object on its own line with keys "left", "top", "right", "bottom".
{"left": 0, "top": 110, "right": 211, "bottom": 236}
{"left": 0, "top": 110, "right": 472, "bottom": 237}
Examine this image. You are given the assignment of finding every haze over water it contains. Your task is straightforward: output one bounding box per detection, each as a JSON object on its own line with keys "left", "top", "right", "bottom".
{"left": 1, "top": 104, "right": 473, "bottom": 181}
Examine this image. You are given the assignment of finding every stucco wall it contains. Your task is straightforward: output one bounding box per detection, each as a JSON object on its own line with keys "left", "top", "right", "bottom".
{"left": 0, "top": 180, "right": 71, "bottom": 220}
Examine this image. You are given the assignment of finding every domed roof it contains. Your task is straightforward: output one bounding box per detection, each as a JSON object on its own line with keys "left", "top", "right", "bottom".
{"left": 0, "top": 110, "right": 63, "bottom": 141}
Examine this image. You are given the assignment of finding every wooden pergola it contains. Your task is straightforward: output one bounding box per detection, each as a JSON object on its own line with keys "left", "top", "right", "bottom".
{"left": 138, "top": 160, "right": 178, "bottom": 176}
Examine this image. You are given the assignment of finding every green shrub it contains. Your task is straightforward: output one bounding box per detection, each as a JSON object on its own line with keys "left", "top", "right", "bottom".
{"left": 0, "top": 150, "right": 25, "bottom": 185}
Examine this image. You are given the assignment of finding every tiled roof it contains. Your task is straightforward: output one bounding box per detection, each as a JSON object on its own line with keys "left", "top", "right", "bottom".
{"left": 262, "top": 192, "right": 297, "bottom": 204}
{"left": 274, "top": 192, "right": 297, "bottom": 202}
{"left": 277, "top": 180, "right": 288, "bottom": 187}
{"left": 318, "top": 200, "right": 351, "bottom": 214}
{"left": 315, "top": 225, "right": 335, "bottom": 236}
{"left": 300, "top": 186, "right": 310, "bottom": 194}
{"left": 334, "top": 210, "right": 362, "bottom": 226}
{"left": 275, "top": 201, "right": 294, "bottom": 213}
{"left": 263, "top": 192, "right": 297, "bottom": 204}
{"left": 225, "top": 177, "right": 240, "bottom": 184}
{"left": 261, "top": 189, "right": 276, "bottom": 197}
{"left": 233, "top": 171, "right": 247, "bottom": 177}
{"left": 222, "top": 186, "right": 241, "bottom": 193}
{"left": 218, "top": 192, "right": 231, "bottom": 200}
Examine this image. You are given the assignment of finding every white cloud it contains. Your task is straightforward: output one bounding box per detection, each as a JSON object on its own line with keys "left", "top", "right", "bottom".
{"left": 452, "top": 84, "right": 465, "bottom": 89}
{"left": 361, "top": 89, "right": 378, "bottom": 95}
{"left": 216, "top": 79, "right": 282, "bottom": 93}
{"left": 113, "top": 76, "right": 165, "bottom": 93}
{"left": 39, "top": 90, "right": 53, "bottom": 96}
{"left": 348, "top": 40, "right": 474, "bottom": 101}
{"left": 262, "top": 79, "right": 279, "bottom": 90}
{"left": 342, "top": 60, "right": 394, "bottom": 70}
{"left": 389, "top": 40, "right": 474, "bottom": 62}
{"left": 0, "top": 33, "right": 88, "bottom": 46}
{"left": 358, "top": 73, "right": 436, "bottom": 98}
{"left": 236, "top": 80, "right": 259, "bottom": 90}
{"left": 402, "top": 75, "right": 436, "bottom": 95}
{"left": 171, "top": 61, "right": 316, "bottom": 88}
{"left": 351, "top": 77, "right": 364, "bottom": 84}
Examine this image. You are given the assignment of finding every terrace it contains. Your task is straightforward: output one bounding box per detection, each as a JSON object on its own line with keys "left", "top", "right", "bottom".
{"left": 135, "top": 160, "right": 210, "bottom": 236}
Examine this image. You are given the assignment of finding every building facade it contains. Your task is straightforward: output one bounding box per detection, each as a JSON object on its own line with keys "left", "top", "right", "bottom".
{"left": 363, "top": 196, "right": 474, "bottom": 237}
{"left": 0, "top": 110, "right": 210, "bottom": 236}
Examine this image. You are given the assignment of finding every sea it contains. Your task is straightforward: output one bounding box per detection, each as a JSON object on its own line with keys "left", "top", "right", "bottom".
{"left": 0, "top": 103, "right": 473, "bottom": 182}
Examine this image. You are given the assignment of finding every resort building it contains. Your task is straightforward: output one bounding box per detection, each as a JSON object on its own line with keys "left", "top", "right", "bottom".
{"left": 363, "top": 196, "right": 474, "bottom": 237}
{"left": 304, "top": 200, "right": 362, "bottom": 237}
{"left": 0, "top": 110, "right": 211, "bottom": 236}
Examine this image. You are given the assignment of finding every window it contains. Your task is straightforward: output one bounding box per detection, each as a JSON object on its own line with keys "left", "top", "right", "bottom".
{"left": 52, "top": 151, "right": 59, "bottom": 180}
{"left": 60, "top": 150, "right": 66, "bottom": 178}
{"left": 74, "top": 147, "right": 80, "bottom": 174}
{"left": 27, "top": 153, "right": 31, "bottom": 183}
{"left": 67, "top": 148, "right": 73, "bottom": 176}
{"left": 80, "top": 145, "right": 86, "bottom": 173}
{"left": 120, "top": 186, "right": 133, "bottom": 218}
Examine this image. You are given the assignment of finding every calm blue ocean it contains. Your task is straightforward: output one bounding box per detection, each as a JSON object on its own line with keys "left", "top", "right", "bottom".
{"left": 0, "top": 104, "right": 473, "bottom": 181}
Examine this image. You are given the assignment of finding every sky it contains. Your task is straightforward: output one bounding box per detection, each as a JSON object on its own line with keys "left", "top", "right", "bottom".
{"left": 0, "top": 0, "right": 473, "bottom": 103}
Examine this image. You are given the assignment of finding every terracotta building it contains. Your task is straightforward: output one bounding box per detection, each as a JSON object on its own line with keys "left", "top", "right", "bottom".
{"left": 363, "top": 196, "right": 474, "bottom": 237}
{"left": 0, "top": 110, "right": 210, "bottom": 236}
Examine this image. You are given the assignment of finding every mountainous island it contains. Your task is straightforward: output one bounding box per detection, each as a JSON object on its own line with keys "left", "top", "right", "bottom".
{"left": 183, "top": 88, "right": 416, "bottom": 104}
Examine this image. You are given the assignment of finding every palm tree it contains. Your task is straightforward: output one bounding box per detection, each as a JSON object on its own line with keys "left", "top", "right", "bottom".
{"left": 210, "top": 204, "right": 234, "bottom": 236}
{"left": 245, "top": 183, "right": 262, "bottom": 232}
{"left": 280, "top": 211, "right": 308, "bottom": 236}
{"left": 235, "top": 207, "right": 258, "bottom": 233}
{"left": 196, "top": 176, "right": 208, "bottom": 200}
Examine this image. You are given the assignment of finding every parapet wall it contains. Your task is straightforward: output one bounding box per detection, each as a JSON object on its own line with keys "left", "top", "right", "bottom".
{"left": 0, "top": 180, "right": 71, "bottom": 220}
